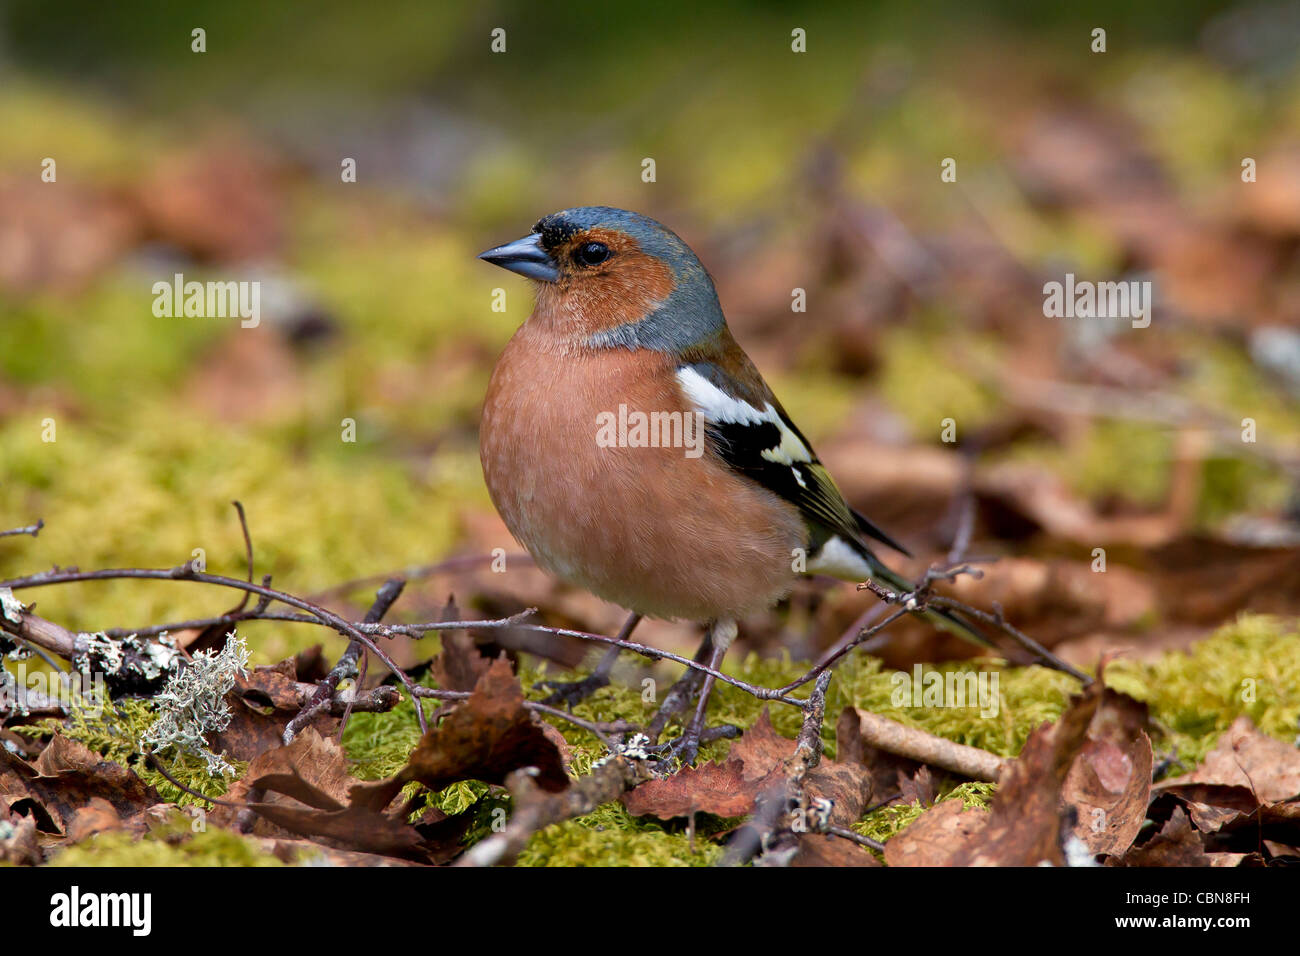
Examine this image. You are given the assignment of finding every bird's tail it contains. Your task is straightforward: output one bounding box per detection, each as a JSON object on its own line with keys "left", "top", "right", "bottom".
{"left": 865, "top": 558, "right": 994, "bottom": 650}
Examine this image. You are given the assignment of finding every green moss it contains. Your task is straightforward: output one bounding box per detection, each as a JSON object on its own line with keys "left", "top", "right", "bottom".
{"left": 854, "top": 780, "right": 996, "bottom": 848}
{"left": 1102, "top": 54, "right": 1268, "bottom": 195}
{"left": 876, "top": 323, "right": 1003, "bottom": 439}
{"left": 516, "top": 803, "right": 723, "bottom": 867}
{"left": 0, "top": 399, "right": 469, "bottom": 663}
{"left": 1196, "top": 454, "right": 1291, "bottom": 527}
{"left": 50, "top": 822, "right": 283, "bottom": 867}
{"left": 1182, "top": 342, "right": 1300, "bottom": 522}
{"left": 0, "top": 84, "right": 155, "bottom": 180}
{"left": 1106, "top": 614, "right": 1300, "bottom": 772}
{"left": 1072, "top": 419, "right": 1174, "bottom": 508}
{"left": 16, "top": 698, "right": 239, "bottom": 807}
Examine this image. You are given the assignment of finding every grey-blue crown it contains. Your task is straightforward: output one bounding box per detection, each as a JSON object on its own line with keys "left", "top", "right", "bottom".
{"left": 534, "top": 206, "right": 725, "bottom": 352}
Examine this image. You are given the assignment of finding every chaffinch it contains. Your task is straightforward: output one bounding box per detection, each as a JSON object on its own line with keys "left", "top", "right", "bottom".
{"left": 478, "top": 206, "right": 985, "bottom": 763}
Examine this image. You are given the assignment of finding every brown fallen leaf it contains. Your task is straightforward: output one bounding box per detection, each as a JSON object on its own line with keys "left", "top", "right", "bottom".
{"left": 1063, "top": 687, "right": 1153, "bottom": 857}
{"left": 430, "top": 596, "right": 492, "bottom": 701}
{"left": 791, "top": 834, "right": 881, "bottom": 867}
{"left": 884, "top": 799, "right": 990, "bottom": 867}
{"left": 1156, "top": 716, "right": 1300, "bottom": 805}
{"left": 1112, "top": 806, "right": 1211, "bottom": 867}
{"left": 622, "top": 709, "right": 871, "bottom": 825}
{"left": 218, "top": 729, "right": 461, "bottom": 863}
{"left": 135, "top": 139, "right": 284, "bottom": 262}
{"left": 219, "top": 726, "right": 356, "bottom": 817}
{"left": 0, "top": 807, "right": 41, "bottom": 865}
{"left": 0, "top": 735, "right": 160, "bottom": 836}
{"left": 267, "top": 839, "right": 427, "bottom": 867}
{"left": 834, "top": 706, "right": 926, "bottom": 808}
{"left": 887, "top": 674, "right": 1111, "bottom": 866}
{"left": 66, "top": 797, "right": 124, "bottom": 843}
{"left": 624, "top": 757, "right": 755, "bottom": 818}
{"left": 211, "top": 655, "right": 339, "bottom": 763}
{"left": 0, "top": 178, "right": 141, "bottom": 295}
{"left": 245, "top": 800, "right": 432, "bottom": 860}
{"left": 432, "top": 630, "right": 492, "bottom": 695}
{"left": 1152, "top": 784, "right": 1259, "bottom": 834}
{"left": 955, "top": 680, "right": 1103, "bottom": 865}
{"left": 351, "top": 656, "right": 568, "bottom": 813}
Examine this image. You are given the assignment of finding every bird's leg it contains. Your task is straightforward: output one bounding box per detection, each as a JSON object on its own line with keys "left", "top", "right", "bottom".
{"left": 539, "top": 612, "right": 641, "bottom": 708}
{"left": 654, "top": 618, "right": 738, "bottom": 767}
{"left": 645, "top": 629, "right": 715, "bottom": 741}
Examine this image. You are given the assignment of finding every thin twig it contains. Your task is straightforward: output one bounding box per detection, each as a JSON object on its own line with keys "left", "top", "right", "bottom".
{"left": 282, "top": 578, "right": 405, "bottom": 744}
{"left": 720, "top": 671, "right": 834, "bottom": 866}
{"left": 225, "top": 501, "right": 256, "bottom": 616}
{"left": 145, "top": 753, "right": 239, "bottom": 808}
{"left": 827, "top": 825, "right": 884, "bottom": 852}
{"left": 854, "top": 708, "right": 1008, "bottom": 782}
{"left": 410, "top": 686, "right": 634, "bottom": 749}
{"left": 1, "top": 565, "right": 429, "bottom": 733}
{"left": 0, "top": 519, "right": 43, "bottom": 539}
{"left": 456, "top": 753, "right": 655, "bottom": 867}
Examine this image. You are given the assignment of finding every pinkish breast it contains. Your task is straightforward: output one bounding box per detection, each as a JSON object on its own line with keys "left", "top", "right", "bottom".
{"left": 479, "top": 323, "right": 804, "bottom": 622}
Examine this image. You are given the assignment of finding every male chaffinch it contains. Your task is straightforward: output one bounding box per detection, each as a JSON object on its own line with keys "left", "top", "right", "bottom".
{"left": 478, "top": 206, "right": 986, "bottom": 763}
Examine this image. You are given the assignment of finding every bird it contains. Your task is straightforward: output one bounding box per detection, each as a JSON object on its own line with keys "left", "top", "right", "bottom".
{"left": 477, "top": 206, "right": 987, "bottom": 764}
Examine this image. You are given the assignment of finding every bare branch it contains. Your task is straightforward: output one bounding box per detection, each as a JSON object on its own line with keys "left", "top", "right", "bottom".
{"left": 282, "top": 578, "right": 406, "bottom": 744}
{"left": 1, "top": 565, "right": 430, "bottom": 733}
{"left": 0, "top": 519, "right": 43, "bottom": 539}
{"left": 456, "top": 752, "right": 655, "bottom": 867}
{"left": 854, "top": 708, "right": 1007, "bottom": 782}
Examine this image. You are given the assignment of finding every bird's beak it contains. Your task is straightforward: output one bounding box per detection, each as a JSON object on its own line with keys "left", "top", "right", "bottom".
{"left": 477, "top": 232, "right": 559, "bottom": 282}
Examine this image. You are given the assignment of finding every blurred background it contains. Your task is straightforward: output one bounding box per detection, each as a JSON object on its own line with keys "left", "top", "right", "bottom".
{"left": 2, "top": 0, "right": 1299, "bottom": 677}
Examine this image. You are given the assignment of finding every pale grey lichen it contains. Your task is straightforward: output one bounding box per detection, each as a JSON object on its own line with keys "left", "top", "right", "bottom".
{"left": 0, "top": 587, "right": 25, "bottom": 624}
{"left": 75, "top": 632, "right": 124, "bottom": 676}
{"left": 73, "top": 631, "right": 182, "bottom": 695}
{"left": 592, "top": 732, "right": 654, "bottom": 770}
{"left": 140, "top": 631, "right": 249, "bottom": 776}
{"left": 0, "top": 589, "right": 34, "bottom": 661}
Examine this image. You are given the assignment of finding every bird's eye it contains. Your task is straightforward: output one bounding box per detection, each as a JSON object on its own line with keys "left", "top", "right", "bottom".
{"left": 573, "top": 241, "right": 611, "bottom": 267}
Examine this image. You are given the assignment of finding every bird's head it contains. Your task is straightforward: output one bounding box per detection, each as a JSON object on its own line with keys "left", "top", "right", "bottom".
{"left": 478, "top": 206, "right": 725, "bottom": 350}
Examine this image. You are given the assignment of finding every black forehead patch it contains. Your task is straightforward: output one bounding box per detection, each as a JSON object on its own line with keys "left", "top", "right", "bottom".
{"left": 533, "top": 213, "right": 584, "bottom": 250}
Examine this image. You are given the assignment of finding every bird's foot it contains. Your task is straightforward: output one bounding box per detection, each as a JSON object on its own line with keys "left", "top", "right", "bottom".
{"left": 645, "top": 667, "right": 707, "bottom": 740}
{"left": 537, "top": 672, "right": 611, "bottom": 708}
{"left": 653, "top": 722, "right": 742, "bottom": 771}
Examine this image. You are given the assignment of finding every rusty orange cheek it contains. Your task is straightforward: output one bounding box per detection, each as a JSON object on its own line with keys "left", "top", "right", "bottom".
{"left": 548, "top": 251, "right": 677, "bottom": 337}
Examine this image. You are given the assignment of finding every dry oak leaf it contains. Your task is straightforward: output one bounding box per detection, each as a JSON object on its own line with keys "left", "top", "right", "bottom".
{"left": 1150, "top": 784, "right": 1259, "bottom": 834}
{"left": 622, "top": 709, "right": 872, "bottom": 824}
{"left": 211, "top": 656, "right": 338, "bottom": 763}
{"left": 952, "top": 679, "right": 1103, "bottom": 866}
{"left": 1062, "top": 687, "right": 1153, "bottom": 857}
{"left": 351, "top": 655, "right": 569, "bottom": 813}
{"left": 1111, "top": 806, "right": 1211, "bottom": 867}
{"left": 884, "top": 799, "right": 990, "bottom": 867}
{"left": 224, "top": 729, "right": 440, "bottom": 862}
{"left": 1155, "top": 716, "right": 1300, "bottom": 805}
{"left": 888, "top": 675, "right": 1116, "bottom": 866}
{"left": 0, "top": 735, "right": 159, "bottom": 836}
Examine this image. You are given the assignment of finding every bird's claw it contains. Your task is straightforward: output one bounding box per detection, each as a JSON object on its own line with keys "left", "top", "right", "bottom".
{"left": 653, "top": 722, "right": 742, "bottom": 771}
